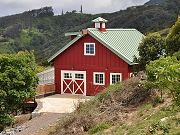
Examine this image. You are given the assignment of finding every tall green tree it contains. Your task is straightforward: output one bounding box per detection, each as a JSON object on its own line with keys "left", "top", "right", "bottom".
{"left": 0, "top": 51, "right": 38, "bottom": 130}
{"left": 135, "top": 32, "right": 165, "bottom": 71}
{"left": 166, "top": 16, "right": 180, "bottom": 55}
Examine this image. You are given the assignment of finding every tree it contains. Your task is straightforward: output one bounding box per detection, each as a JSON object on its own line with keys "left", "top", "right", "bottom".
{"left": 146, "top": 56, "right": 180, "bottom": 104}
{"left": 135, "top": 32, "right": 166, "bottom": 71}
{"left": 166, "top": 16, "right": 180, "bottom": 55}
{"left": 0, "top": 51, "right": 38, "bottom": 130}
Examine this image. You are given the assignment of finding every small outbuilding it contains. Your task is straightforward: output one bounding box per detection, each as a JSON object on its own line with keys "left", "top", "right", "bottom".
{"left": 48, "top": 17, "right": 144, "bottom": 96}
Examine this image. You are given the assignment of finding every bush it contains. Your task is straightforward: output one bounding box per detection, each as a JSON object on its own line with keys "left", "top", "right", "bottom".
{"left": 146, "top": 56, "right": 180, "bottom": 105}
{"left": 0, "top": 114, "right": 14, "bottom": 131}
{"left": 97, "top": 82, "right": 122, "bottom": 102}
{"left": 0, "top": 51, "right": 38, "bottom": 130}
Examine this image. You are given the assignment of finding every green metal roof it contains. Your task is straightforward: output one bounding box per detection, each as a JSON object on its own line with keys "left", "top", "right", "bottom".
{"left": 88, "top": 28, "right": 145, "bottom": 65}
{"left": 92, "top": 17, "right": 108, "bottom": 23}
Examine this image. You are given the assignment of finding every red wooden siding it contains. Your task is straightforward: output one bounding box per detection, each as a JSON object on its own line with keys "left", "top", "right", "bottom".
{"left": 54, "top": 34, "right": 131, "bottom": 96}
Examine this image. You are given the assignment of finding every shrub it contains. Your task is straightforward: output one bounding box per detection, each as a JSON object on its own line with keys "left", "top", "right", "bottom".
{"left": 146, "top": 56, "right": 180, "bottom": 105}
{"left": 0, "top": 114, "right": 14, "bottom": 131}
{"left": 0, "top": 51, "right": 38, "bottom": 130}
{"left": 97, "top": 82, "right": 122, "bottom": 102}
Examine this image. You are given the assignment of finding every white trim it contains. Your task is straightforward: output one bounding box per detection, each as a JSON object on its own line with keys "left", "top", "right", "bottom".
{"left": 61, "top": 70, "right": 86, "bottom": 96}
{"left": 84, "top": 43, "right": 95, "bottom": 56}
{"left": 102, "top": 23, "right": 106, "bottom": 28}
{"left": 129, "top": 73, "right": 133, "bottom": 78}
{"left": 93, "top": 72, "right": 105, "bottom": 85}
{"left": 110, "top": 73, "right": 122, "bottom": 85}
{"left": 95, "top": 22, "right": 100, "bottom": 28}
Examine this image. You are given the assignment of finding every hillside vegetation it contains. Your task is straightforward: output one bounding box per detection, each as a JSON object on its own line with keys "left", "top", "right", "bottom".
{"left": 43, "top": 76, "right": 179, "bottom": 135}
{"left": 0, "top": 0, "right": 180, "bottom": 64}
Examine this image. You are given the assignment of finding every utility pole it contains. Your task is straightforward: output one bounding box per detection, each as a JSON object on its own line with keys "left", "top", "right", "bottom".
{"left": 80, "top": 5, "right": 83, "bottom": 13}
{"left": 62, "top": 9, "right": 64, "bottom": 15}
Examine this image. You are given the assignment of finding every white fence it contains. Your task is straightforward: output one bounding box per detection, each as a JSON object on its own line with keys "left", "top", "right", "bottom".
{"left": 37, "top": 68, "right": 54, "bottom": 85}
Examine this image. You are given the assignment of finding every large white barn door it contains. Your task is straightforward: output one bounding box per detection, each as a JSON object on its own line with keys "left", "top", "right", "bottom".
{"left": 61, "top": 70, "right": 86, "bottom": 96}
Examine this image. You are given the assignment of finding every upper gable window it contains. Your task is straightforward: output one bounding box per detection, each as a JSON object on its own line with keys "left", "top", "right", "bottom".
{"left": 84, "top": 43, "right": 95, "bottom": 56}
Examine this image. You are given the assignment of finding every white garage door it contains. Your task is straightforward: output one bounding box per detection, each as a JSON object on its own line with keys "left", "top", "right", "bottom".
{"left": 61, "top": 70, "right": 86, "bottom": 96}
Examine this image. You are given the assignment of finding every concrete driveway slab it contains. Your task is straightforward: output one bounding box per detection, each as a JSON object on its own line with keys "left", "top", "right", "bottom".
{"left": 36, "top": 94, "right": 92, "bottom": 113}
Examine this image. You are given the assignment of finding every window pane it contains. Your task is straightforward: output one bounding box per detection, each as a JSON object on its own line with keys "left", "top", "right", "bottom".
{"left": 86, "top": 45, "right": 90, "bottom": 53}
{"left": 111, "top": 74, "right": 120, "bottom": 84}
{"left": 95, "top": 73, "right": 104, "bottom": 84}
{"left": 85, "top": 44, "right": 95, "bottom": 55}
{"left": 90, "top": 47, "right": 94, "bottom": 54}
{"left": 64, "top": 73, "right": 72, "bottom": 79}
{"left": 75, "top": 74, "right": 84, "bottom": 79}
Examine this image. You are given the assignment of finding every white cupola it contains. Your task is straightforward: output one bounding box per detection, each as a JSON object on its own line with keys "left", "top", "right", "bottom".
{"left": 92, "top": 17, "right": 108, "bottom": 32}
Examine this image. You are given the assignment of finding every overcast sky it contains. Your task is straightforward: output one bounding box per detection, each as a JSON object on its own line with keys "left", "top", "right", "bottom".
{"left": 0, "top": 0, "right": 149, "bottom": 17}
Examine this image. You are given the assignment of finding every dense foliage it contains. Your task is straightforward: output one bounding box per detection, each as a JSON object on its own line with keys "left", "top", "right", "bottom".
{"left": 0, "top": 0, "right": 180, "bottom": 65}
{"left": 136, "top": 14, "right": 180, "bottom": 72}
{"left": 0, "top": 51, "right": 38, "bottom": 130}
{"left": 146, "top": 56, "right": 180, "bottom": 105}
{"left": 135, "top": 33, "right": 165, "bottom": 71}
{"left": 166, "top": 16, "right": 180, "bottom": 55}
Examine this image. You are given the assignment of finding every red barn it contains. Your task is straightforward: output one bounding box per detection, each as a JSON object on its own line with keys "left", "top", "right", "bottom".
{"left": 48, "top": 17, "right": 144, "bottom": 96}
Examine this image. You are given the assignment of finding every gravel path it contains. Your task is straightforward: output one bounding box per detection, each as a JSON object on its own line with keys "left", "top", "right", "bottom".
{"left": 15, "top": 113, "right": 65, "bottom": 135}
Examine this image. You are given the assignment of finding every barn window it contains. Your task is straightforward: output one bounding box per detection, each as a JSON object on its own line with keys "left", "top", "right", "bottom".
{"left": 110, "top": 73, "right": 122, "bottom": 85}
{"left": 75, "top": 74, "right": 84, "bottom": 79}
{"left": 93, "top": 72, "right": 105, "bottom": 85}
{"left": 84, "top": 43, "right": 95, "bottom": 55}
{"left": 64, "top": 73, "right": 72, "bottom": 79}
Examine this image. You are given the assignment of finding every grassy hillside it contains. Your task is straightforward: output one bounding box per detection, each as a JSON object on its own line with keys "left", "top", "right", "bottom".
{"left": 38, "top": 77, "right": 179, "bottom": 135}
{"left": 0, "top": 0, "right": 180, "bottom": 65}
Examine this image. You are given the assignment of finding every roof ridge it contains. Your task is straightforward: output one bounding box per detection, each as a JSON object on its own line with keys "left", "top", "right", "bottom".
{"left": 87, "top": 28, "right": 137, "bottom": 31}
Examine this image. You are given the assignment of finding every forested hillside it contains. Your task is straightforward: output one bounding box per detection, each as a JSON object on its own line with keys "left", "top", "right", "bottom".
{"left": 145, "top": 0, "right": 167, "bottom": 5}
{"left": 0, "top": 0, "right": 179, "bottom": 65}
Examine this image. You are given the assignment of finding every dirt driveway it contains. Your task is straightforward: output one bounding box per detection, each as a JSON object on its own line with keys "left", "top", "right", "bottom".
{"left": 37, "top": 94, "right": 92, "bottom": 113}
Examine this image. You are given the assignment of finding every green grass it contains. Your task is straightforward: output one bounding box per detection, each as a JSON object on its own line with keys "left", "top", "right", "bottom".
{"left": 111, "top": 104, "right": 180, "bottom": 135}
{"left": 89, "top": 122, "right": 112, "bottom": 134}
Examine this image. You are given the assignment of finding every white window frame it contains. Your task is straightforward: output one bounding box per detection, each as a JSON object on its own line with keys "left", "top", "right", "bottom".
{"left": 93, "top": 72, "right": 105, "bottom": 85}
{"left": 102, "top": 23, "right": 106, "bottom": 28}
{"left": 95, "top": 22, "right": 100, "bottom": 28}
{"left": 84, "top": 43, "right": 95, "bottom": 56}
{"left": 110, "top": 73, "right": 122, "bottom": 85}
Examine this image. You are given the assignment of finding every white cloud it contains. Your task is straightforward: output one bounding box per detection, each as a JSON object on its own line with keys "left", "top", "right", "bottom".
{"left": 0, "top": 0, "right": 149, "bottom": 17}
